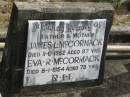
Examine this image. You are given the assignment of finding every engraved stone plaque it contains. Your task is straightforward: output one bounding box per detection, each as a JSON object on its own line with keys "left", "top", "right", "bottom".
{"left": 23, "top": 19, "right": 106, "bottom": 86}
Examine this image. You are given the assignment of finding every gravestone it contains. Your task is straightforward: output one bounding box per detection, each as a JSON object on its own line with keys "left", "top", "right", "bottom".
{"left": 24, "top": 19, "right": 106, "bottom": 86}
{"left": 3, "top": 1, "right": 113, "bottom": 94}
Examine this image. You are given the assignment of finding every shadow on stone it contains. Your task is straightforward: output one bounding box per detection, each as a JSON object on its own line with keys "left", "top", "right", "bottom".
{"left": 125, "top": 63, "right": 130, "bottom": 72}
{"left": 81, "top": 61, "right": 130, "bottom": 97}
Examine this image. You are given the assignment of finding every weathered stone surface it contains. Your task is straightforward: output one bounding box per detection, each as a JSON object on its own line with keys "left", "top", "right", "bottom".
{"left": 14, "top": 0, "right": 98, "bottom": 2}
{"left": 111, "top": 25, "right": 130, "bottom": 35}
{"left": 3, "top": 1, "right": 114, "bottom": 95}
{"left": 121, "top": 0, "right": 130, "bottom": 4}
{"left": 13, "top": 59, "right": 130, "bottom": 97}
{"left": 15, "top": 2, "right": 113, "bottom": 13}
{"left": 109, "top": 25, "right": 130, "bottom": 43}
